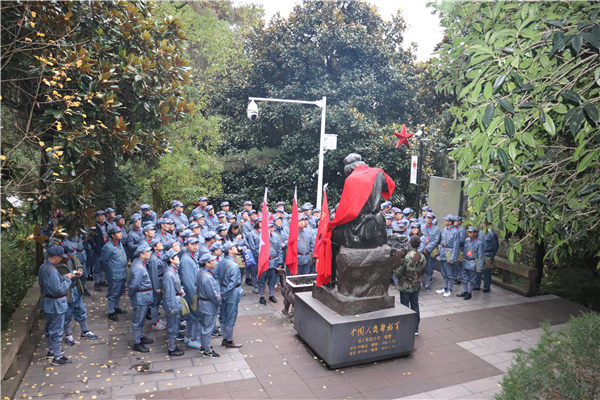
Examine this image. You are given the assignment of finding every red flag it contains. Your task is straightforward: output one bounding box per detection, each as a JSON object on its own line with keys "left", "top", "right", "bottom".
{"left": 313, "top": 189, "right": 331, "bottom": 286}
{"left": 285, "top": 187, "right": 299, "bottom": 275}
{"left": 257, "top": 188, "right": 270, "bottom": 279}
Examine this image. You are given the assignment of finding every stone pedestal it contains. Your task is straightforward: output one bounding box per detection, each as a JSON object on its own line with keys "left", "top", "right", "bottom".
{"left": 314, "top": 245, "right": 403, "bottom": 315}
{"left": 312, "top": 285, "right": 395, "bottom": 315}
{"left": 294, "top": 292, "right": 417, "bottom": 369}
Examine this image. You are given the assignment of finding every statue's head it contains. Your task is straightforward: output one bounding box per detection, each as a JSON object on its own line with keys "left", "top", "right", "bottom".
{"left": 343, "top": 153, "right": 367, "bottom": 176}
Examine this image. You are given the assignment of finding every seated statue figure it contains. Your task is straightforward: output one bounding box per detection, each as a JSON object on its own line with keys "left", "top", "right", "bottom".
{"left": 331, "top": 153, "right": 393, "bottom": 249}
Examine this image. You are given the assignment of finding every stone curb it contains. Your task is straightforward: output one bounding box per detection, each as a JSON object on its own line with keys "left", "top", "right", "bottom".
{"left": 1, "top": 281, "right": 42, "bottom": 399}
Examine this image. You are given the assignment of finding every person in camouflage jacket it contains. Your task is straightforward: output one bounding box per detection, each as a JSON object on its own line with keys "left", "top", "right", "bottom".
{"left": 394, "top": 235, "right": 426, "bottom": 336}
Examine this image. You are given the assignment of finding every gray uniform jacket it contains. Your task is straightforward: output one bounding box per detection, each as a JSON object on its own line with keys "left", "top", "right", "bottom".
{"left": 39, "top": 260, "right": 71, "bottom": 314}
{"left": 128, "top": 258, "right": 154, "bottom": 306}
{"left": 195, "top": 268, "right": 221, "bottom": 315}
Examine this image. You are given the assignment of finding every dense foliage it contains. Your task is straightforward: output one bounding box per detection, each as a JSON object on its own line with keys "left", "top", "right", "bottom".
{"left": 434, "top": 1, "right": 600, "bottom": 266}
{"left": 1, "top": 1, "right": 192, "bottom": 232}
{"left": 496, "top": 312, "right": 600, "bottom": 400}
{"left": 208, "top": 0, "right": 433, "bottom": 208}
{"left": 1, "top": 220, "right": 36, "bottom": 328}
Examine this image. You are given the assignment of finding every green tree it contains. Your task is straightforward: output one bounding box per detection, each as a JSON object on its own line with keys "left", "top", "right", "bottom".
{"left": 134, "top": 0, "right": 263, "bottom": 212}
{"left": 136, "top": 113, "right": 223, "bottom": 211}
{"left": 434, "top": 1, "right": 600, "bottom": 267}
{"left": 1, "top": 1, "right": 192, "bottom": 233}
{"left": 208, "top": 0, "right": 425, "bottom": 208}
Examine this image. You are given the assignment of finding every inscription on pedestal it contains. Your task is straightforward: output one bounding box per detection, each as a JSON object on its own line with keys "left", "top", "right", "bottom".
{"left": 294, "top": 292, "right": 417, "bottom": 368}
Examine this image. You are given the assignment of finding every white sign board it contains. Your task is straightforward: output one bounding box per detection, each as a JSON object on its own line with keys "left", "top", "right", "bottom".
{"left": 324, "top": 134, "right": 337, "bottom": 150}
{"left": 410, "top": 155, "right": 419, "bottom": 184}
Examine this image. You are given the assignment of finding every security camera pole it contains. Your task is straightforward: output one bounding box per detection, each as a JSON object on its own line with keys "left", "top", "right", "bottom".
{"left": 247, "top": 96, "right": 328, "bottom": 208}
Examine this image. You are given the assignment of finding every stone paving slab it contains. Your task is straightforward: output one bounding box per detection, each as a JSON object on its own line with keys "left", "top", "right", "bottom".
{"left": 15, "top": 271, "right": 586, "bottom": 400}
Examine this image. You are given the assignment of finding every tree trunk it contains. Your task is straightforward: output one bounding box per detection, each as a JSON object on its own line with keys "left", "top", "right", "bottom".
{"left": 534, "top": 240, "right": 545, "bottom": 294}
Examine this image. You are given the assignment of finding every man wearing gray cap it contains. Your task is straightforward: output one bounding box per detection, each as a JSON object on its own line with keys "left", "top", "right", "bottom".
{"left": 128, "top": 244, "right": 155, "bottom": 352}
{"left": 195, "top": 253, "right": 222, "bottom": 357}
{"left": 215, "top": 242, "right": 244, "bottom": 348}
{"left": 237, "top": 200, "right": 253, "bottom": 222}
{"left": 162, "top": 249, "right": 185, "bottom": 356}
{"left": 180, "top": 237, "right": 200, "bottom": 344}
{"left": 127, "top": 213, "right": 144, "bottom": 260}
{"left": 100, "top": 226, "right": 129, "bottom": 321}
{"left": 297, "top": 215, "right": 315, "bottom": 275}
{"left": 39, "top": 245, "right": 75, "bottom": 365}
{"left": 140, "top": 204, "right": 158, "bottom": 226}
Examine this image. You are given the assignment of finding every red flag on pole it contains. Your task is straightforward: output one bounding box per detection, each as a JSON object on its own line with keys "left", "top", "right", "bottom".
{"left": 257, "top": 188, "right": 270, "bottom": 279}
{"left": 285, "top": 187, "right": 299, "bottom": 275}
{"left": 313, "top": 189, "right": 331, "bottom": 286}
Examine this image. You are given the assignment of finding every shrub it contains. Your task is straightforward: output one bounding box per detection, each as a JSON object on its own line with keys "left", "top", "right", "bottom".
{"left": 495, "top": 312, "right": 600, "bottom": 400}
{"left": 1, "top": 222, "right": 37, "bottom": 328}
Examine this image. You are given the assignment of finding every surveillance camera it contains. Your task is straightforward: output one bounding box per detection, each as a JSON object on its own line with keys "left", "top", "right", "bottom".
{"left": 247, "top": 100, "right": 258, "bottom": 121}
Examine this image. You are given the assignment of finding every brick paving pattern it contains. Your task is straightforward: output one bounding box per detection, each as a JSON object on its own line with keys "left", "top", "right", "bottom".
{"left": 15, "top": 270, "right": 587, "bottom": 399}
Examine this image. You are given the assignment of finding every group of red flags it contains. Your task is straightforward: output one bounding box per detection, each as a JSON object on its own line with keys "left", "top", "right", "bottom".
{"left": 259, "top": 125, "right": 405, "bottom": 283}
{"left": 259, "top": 163, "right": 395, "bottom": 287}
{"left": 257, "top": 187, "right": 301, "bottom": 279}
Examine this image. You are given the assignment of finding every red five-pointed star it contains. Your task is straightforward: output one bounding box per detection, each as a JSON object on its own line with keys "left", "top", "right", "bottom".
{"left": 394, "top": 124, "right": 414, "bottom": 148}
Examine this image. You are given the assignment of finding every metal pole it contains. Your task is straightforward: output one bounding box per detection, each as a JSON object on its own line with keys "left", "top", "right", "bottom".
{"left": 248, "top": 97, "right": 320, "bottom": 106}
{"left": 415, "top": 139, "right": 423, "bottom": 211}
{"left": 316, "top": 96, "right": 326, "bottom": 208}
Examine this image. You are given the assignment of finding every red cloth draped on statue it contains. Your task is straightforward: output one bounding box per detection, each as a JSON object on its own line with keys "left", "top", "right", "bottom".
{"left": 313, "top": 165, "right": 395, "bottom": 286}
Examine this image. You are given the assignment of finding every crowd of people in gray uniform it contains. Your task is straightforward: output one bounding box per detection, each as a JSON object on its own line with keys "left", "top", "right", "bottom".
{"left": 38, "top": 197, "right": 499, "bottom": 367}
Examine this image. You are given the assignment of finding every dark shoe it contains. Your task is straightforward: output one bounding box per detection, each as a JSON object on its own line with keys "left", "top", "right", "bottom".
{"left": 202, "top": 348, "right": 220, "bottom": 358}
{"left": 456, "top": 292, "right": 467, "bottom": 297}
{"left": 268, "top": 296, "right": 277, "bottom": 303}
{"left": 176, "top": 333, "right": 185, "bottom": 341}
{"left": 168, "top": 347, "right": 184, "bottom": 356}
{"left": 145, "top": 310, "right": 151, "bottom": 320}
{"left": 482, "top": 288, "right": 490, "bottom": 293}
{"left": 64, "top": 334, "right": 75, "bottom": 346}
{"left": 464, "top": 293, "right": 472, "bottom": 300}
{"left": 473, "top": 287, "right": 481, "bottom": 291}
{"left": 133, "top": 343, "right": 149, "bottom": 353}
{"left": 46, "top": 351, "right": 55, "bottom": 359}
{"left": 87, "top": 275, "right": 94, "bottom": 281}
{"left": 454, "top": 279, "right": 462, "bottom": 285}
{"left": 83, "top": 288, "right": 91, "bottom": 296}
{"left": 222, "top": 340, "right": 242, "bottom": 348}
{"left": 51, "top": 356, "right": 72, "bottom": 365}
{"left": 140, "top": 336, "right": 154, "bottom": 345}
{"left": 94, "top": 283, "right": 103, "bottom": 291}
{"left": 245, "top": 278, "right": 252, "bottom": 286}
{"left": 212, "top": 327, "right": 221, "bottom": 337}
{"left": 108, "top": 313, "right": 118, "bottom": 321}
{"left": 114, "top": 308, "right": 126, "bottom": 314}
{"left": 259, "top": 297, "right": 266, "bottom": 305}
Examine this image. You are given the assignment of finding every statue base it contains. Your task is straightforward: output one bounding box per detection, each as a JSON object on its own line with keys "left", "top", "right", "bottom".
{"left": 313, "top": 245, "right": 402, "bottom": 315}
{"left": 312, "top": 285, "right": 395, "bottom": 315}
{"left": 294, "top": 292, "right": 416, "bottom": 368}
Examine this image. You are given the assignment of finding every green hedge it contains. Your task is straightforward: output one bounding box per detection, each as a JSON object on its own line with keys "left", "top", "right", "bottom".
{"left": 1, "top": 223, "right": 37, "bottom": 328}
{"left": 496, "top": 312, "right": 600, "bottom": 400}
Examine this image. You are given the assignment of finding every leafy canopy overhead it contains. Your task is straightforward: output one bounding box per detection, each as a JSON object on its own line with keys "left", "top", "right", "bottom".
{"left": 434, "top": 1, "right": 600, "bottom": 265}
{"left": 209, "top": 0, "right": 423, "bottom": 208}
{"left": 1, "top": 1, "right": 192, "bottom": 230}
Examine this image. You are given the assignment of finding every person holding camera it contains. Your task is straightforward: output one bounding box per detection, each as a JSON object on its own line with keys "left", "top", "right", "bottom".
{"left": 58, "top": 244, "right": 98, "bottom": 346}
{"left": 39, "top": 246, "right": 75, "bottom": 365}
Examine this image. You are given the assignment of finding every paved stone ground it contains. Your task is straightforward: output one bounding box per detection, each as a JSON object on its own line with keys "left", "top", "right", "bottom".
{"left": 15, "top": 271, "right": 586, "bottom": 400}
